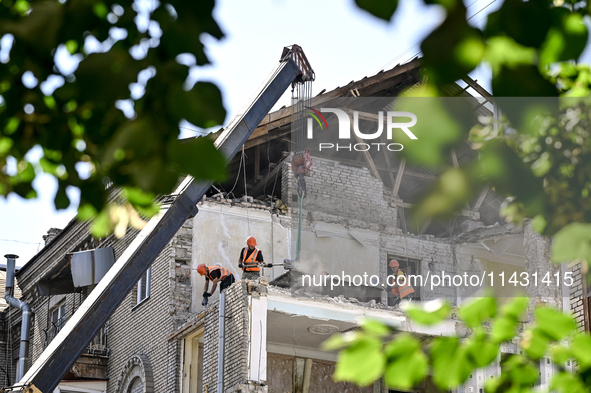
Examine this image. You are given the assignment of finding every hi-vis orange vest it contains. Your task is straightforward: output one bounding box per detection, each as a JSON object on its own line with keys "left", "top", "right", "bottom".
{"left": 206, "top": 266, "right": 231, "bottom": 281}
{"left": 241, "top": 247, "right": 260, "bottom": 272}
{"left": 392, "top": 270, "right": 415, "bottom": 298}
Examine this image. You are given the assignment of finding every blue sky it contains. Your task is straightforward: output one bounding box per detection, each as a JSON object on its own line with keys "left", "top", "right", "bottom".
{"left": 0, "top": 0, "right": 564, "bottom": 264}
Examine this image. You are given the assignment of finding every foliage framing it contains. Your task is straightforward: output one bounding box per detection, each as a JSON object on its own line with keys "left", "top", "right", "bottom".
{"left": 0, "top": 0, "right": 227, "bottom": 236}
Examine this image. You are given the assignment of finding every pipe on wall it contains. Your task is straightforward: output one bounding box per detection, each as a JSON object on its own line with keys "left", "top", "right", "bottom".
{"left": 4, "top": 254, "right": 32, "bottom": 383}
{"left": 217, "top": 291, "right": 226, "bottom": 393}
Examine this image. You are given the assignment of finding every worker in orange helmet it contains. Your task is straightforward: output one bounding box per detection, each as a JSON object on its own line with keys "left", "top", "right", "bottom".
{"left": 239, "top": 236, "right": 272, "bottom": 280}
{"left": 389, "top": 259, "right": 415, "bottom": 306}
{"left": 196, "top": 264, "right": 235, "bottom": 306}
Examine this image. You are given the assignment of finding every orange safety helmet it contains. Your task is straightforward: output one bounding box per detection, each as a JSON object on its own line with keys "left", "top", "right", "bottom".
{"left": 246, "top": 236, "right": 257, "bottom": 246}
{"left": 389, "top": 259, "right": 399, "bottom": 268}
{"left": 197, "top": 263, "right": 206, "bottom": 276}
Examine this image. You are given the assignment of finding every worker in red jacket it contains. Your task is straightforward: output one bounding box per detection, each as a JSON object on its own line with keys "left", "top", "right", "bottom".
{"left": 389, "top": 259, "right": 415, "bottom": 306}
{"left": 239, "top": 236, "right": 272, "bottom": 280}
{"left": 197, "top": 264, "right": 235, "bottom": 306}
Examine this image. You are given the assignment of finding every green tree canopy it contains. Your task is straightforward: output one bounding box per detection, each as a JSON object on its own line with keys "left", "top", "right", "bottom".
{"left": 1, "top": 0, "right": 227, "bottom": 236}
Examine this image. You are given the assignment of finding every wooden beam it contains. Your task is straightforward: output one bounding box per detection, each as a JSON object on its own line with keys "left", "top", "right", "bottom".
{"left": 351, "top": 123, "right": 382, "bottom": 182}
{"left": 241, "top": 60, "right": 423, "bottom": 149}
{"left": 354, "top": 136, "right": 382, "bottom": 182}
{"left": 379, "top": 134, "right": 396, "bottom": 188}
{"left": 338, "top": 157, "right": 436, "bottom": 181}
{"left": 473, "top": 187, "right": 489, "bottom": 211}
{"left": 451, "top": 149, "right": 459, "bottom": 168}
{"left": 244, "top": 127, "right": 291, "bottom": 149}
{"left": 392, "top": 159, "right": 406, "bottom": 197}
{"left": 248, "top": 156, "right": 289, "bottom": 196}
{"left": 419, "top": 217, "right": 433, "bottom": 235}
{"left": 254, "top": 145, "right": 260, "bottom": 181}
{"left": 451, "top": 149, "right": 471, "bottom": 210}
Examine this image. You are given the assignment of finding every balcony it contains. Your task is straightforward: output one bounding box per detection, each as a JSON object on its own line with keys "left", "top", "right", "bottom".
{"left": 43, "top": 320, "right": 109, "bottom": 380}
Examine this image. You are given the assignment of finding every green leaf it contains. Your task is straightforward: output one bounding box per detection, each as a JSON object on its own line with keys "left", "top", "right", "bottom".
{"left": 167, "top": 137, "right": 227, "bottom": 181}
{"left": 122, "top": 187, "right": 156, "bottom": 207}
{"left": 156, "top": 0, "right": 223, "bottom": 64}
{"left": 485, "top": 36, "right": 537, "bottom": 77}
{"left": 501, "top": 297, "right": 528, "bottom": 320}
{"left": 431, "top": 337, "right": 472, "bottom": 389}
{"left": 551, "top": 372, "right": 587, "bottom": 393}
{"left": 550, "top": 344, "right": 571, "bottom": 365}
{"left": 360, "top": 319, "right": 390, "bottom": 336}
{"left": 333, "top": 336, "right": 386, "bottom": 386}
{"left": 520, "top": 328, "right": 549, "bottom": 359}
{"left": 412, "top": 168, "right": 478, "bottom": 224}
{"left": 93, "top": 2, "right": 108, "bottom": 18}
{"left": 478, "top": 140, "right": 547, "bottom": 220}
{"left": 552, "top": 223, "right": 591, "bottom": 263}
{"left": 75, "top": 49, "right": 141, "bottom": 104}
{"left": 458, "top": 297, "right": 497, "bottom": 328}
{"left": 570, "top": 335, "right": 591, "bottom": 370}
{"left": 403, "top": 299, "right": 451, "bottom": 325}
{"left": 90, "top": 207, "right": 112, "bottom": 238}
{"left": 167, "top": 82, "right": 226, "bottom": 128}
{"left": 484, "top": 0, "right": 551, "bottom": 48}
{"left": 466, "top": 335, "right": 499, "bottom": 367}
{"left": 77, "top": 203, "right": 98, "bottom": 221}
{"left": 491, "top": 316, "right": 519, "bottom": 343}
{"left": 384, "top": 333, "right": 420, "bottom": 358}
{"left": 421, "top": 4, "right": 484, "bottom": 84}
{"left": 384, "top": 333, "right": 428, "bottom": 389}
{"left": 501, "top": 354, "right": 540, "bottom": 387}
{"left": 492, "top": 65, "right": 559, "bottom": 97}
{"left": 1, "top": 1, "right": 63, "bottom": 53}
{"left": 354, "top": 0, "right": 398, "bottom": 21}
{"left": 0, "top": 137, "right": 13, "bottom": 154}
{"left": 534, "top": 307, "right": 576, "bottom": 341}
{"left": 54, "top": 183, "right": 70, "bottom": 210}
{"left": 540, "top": 9, "right": 588, "bottom": 67}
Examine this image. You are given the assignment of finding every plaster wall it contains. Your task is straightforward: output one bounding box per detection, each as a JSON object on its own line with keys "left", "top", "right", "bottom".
{"left": 191, "top": 204, "right": 289, "bottom": 312}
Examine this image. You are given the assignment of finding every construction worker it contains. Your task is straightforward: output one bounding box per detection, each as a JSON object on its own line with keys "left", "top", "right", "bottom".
{"left": 197, "top": 264, "right": 235, "bottom": 306}
{"left": 389, "top": 259, "right": 415, "bottom": 306}
{"left": 239, "top": 236, "right": 272, "bottom": 280}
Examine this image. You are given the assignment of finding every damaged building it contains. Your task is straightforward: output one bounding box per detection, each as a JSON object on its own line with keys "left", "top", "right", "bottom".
{"left": 0, "top": 57, "right": 582, "bottom": 393}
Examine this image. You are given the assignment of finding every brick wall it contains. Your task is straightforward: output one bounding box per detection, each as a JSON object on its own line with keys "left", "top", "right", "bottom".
{"left": 524, "top": 221, "right": 562, "bottom": 317}
{"left": 2, "top": 219, "right": 140, "bottom": 385}
{"left": 202, "top": 281, "right": 249, "bottom": 393}
{"left": 107, "top": 241, "right": 175, "bottom": 393}
{"left": 380, "top": 234, "right": 458, "bottom": 303}
{"left": 170, "top": 218, "right": 194, "bottom": 328}
{"left": 285, "top": 156, "right": 397, "bottom": 229}
{"left": 570, "top": 262, "right": 585, "bottom": 333}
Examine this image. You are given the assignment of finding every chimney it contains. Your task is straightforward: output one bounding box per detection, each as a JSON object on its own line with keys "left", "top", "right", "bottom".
{"left": 42, "top": 228, "right": 62, "bottom": 246}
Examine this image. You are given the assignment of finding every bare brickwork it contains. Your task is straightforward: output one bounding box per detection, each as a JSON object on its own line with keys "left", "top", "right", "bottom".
{"left": 292, "top": 156, "right": 397, "bottom": 229}
{"left": 202, "top": 281, "right": 251, "bottom": 393}
{"left": 170, "top": 218, "right": 195, "bottom": 328}
{"left": 569, "top": 262, "right": 585, "bottom": 332}
{"left": 524, "top": 221, "right": 562, "bottom": 316}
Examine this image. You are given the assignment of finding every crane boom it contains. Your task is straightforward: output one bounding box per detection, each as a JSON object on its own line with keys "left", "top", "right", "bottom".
{"left": 11, "top": 45, "right": 313, "bottom": 393}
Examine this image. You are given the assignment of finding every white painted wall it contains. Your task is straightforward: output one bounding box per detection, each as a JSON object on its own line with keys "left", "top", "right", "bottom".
{"left": 248, "top": 294, "right": 267, "bottom": 382}
{"left": 191, "top": 203, "right": 290, "bottom": 311}
{"left": 298, "top": 223, "right": 380, "bottom": 278}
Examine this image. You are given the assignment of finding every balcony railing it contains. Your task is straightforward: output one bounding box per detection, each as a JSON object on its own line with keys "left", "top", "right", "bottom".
{"left": 44, "top": 320, "right": 109, "bottom": 357}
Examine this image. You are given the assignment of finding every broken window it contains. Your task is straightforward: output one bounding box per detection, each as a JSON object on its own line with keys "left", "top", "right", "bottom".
{"left": 387, "top": 254, "right": 421, "bottom": 304}
{"left": 136, "top": 267, "right": 151, "bottom": 305}
{"left": 181, "top": 329, "right": 204, "bottom": 393}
